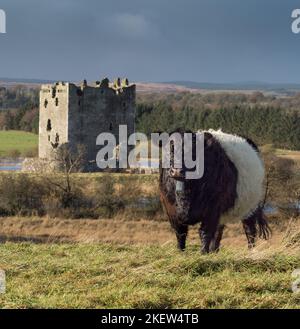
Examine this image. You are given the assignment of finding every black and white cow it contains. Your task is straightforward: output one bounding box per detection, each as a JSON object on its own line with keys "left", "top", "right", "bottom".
{"left": 159, "top": 129, "right": 271, "bottom": 253}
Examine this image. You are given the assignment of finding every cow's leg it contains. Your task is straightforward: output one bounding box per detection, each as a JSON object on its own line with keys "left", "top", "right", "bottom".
{"left": 242, "top": 216, "right": 257, "bottom": 249}
{"left": 209, "top": 224, "right": 225, "bottom": 252}
{"left": 173, "top": 223, "right": 189, "bottom": 251}
{"left": 199, "top": 215, "right": 220, "bottom": 254}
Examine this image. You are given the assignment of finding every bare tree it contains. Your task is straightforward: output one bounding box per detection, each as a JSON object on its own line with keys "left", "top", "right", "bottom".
{"left": 44, "top": 143, "right": 87, "bottom": 208}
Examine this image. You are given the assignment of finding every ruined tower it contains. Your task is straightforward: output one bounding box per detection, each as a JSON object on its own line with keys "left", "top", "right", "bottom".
{"left": 39, "top": 78, "right": 136, "bottom": 171}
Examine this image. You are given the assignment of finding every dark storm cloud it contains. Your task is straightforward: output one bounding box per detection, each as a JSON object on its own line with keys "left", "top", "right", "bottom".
{"left": 0, "top": 0, "right": 300, "bottom": 82}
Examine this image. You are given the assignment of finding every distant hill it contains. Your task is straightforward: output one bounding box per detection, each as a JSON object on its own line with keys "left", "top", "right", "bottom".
{"left": 0, "top": 77, "right": 55, "bottom": 85}
{"left": 164, "top": 81, "right": 300, "bottom": 92}
{"left": 0, "top": 78, "right": 195, "bottom": 94}
{"left": 2, "top": 77, "right": 300, "bottom": 95}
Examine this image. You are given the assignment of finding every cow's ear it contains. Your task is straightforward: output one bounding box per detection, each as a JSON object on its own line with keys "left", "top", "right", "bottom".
{"left": 204, "top": 132, "right": 214, "bottom": 147}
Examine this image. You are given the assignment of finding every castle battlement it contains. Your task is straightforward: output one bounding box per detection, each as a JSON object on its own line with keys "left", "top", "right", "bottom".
{"left": 39, "top": 77, "right": 136, "bottom": 171}
{"left": 41, "top": 78, "right": 136, "bottom": 95}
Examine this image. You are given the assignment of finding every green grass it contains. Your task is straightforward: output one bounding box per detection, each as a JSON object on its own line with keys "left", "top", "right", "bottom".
{"left": 0, "top": 130, "right": 38, "bottom": 157}
{"left": 0, "top": 243, "right": 300, "bottom": 309}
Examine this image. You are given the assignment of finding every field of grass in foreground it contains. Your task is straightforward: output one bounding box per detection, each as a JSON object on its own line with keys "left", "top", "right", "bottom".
{"left": 0, "top": 130, "right": 38, "bottom": 157}
{"left": 0, "top": 243, "right": 300, "bottom": 309}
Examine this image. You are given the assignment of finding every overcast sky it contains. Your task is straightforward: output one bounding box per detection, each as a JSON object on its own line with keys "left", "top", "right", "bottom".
{"left": 0, "top": 0, "right": 300, "bottom": 83}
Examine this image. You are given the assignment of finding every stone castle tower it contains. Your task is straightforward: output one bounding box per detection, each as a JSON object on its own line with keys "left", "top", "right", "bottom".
{"left": 39, "top": 78, "right": 135, "bottom": 171}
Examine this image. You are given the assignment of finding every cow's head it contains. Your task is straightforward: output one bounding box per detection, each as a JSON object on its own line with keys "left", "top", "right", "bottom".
{"left": 168, "top": 129, "right": 193, "bottom": 181}
{"left": 154, "top": 128, "right": 204, "bottom": 181}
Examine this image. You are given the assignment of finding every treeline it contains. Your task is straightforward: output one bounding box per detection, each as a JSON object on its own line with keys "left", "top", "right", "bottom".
{"left": 0, "top": 85, "right": 39, "bottom": 109}
{"left": 136, "top": 102, "right": 300, "bottom": 150}
{"left": 136, "top": 91, "right": 300, "bottom": 112}
{"left": 0, "top": 86, "right": 39, "bottom": 133}
{"left": 2, "top": 85, "right": 300, "bottom": 149}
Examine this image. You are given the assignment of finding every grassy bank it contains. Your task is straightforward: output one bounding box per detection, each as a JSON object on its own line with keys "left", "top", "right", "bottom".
{"left": 0, "top": 216, "right": 299, "bottom": 309}
{"left": 0, "top": 242, "right": 299, "bottom": 308}
{"left": 0, "top": 130, "right": 38, "bottom": 157}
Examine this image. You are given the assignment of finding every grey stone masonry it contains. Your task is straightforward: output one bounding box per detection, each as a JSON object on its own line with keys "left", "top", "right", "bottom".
{"left": 38, "top": 78, "right": 136, "bottom": 171}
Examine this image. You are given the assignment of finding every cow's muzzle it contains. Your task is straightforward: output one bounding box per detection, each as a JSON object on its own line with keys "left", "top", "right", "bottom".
{"left": 169, "top": 168, "right": 185, "bottom": 180}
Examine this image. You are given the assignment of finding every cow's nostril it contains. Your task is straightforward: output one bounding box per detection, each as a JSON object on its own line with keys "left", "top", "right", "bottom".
{"left": 169, "top": 168, "right": 185, "bottom": 178}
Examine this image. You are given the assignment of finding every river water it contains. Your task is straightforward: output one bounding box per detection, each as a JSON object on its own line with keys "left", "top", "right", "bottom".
{"left": 0, "top": 159, "right": 22, "bottom": 171}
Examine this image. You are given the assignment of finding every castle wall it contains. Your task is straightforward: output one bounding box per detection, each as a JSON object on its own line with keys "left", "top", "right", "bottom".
{"left": 116, "top": 86, "right": 136, "bottom": 139}
{"left": 39, "top": 83, "right": 69, "bottom": 159}
{"left": 39, "top": 79, "right": 136, "bottom": 171}
{"left": 68, "top": 84, "right": 136, "bottom": 170}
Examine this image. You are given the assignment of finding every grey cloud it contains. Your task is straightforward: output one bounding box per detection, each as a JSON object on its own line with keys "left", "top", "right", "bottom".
{"left": 0, "top": 0, "right": 300, "bottom": 82}
{"left": 105, "top": 13, "right": 160, "bottom": 40}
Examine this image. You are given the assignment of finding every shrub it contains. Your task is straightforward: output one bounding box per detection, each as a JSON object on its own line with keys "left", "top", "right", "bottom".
{"left": 91, "top": 176, "right": 125, "bottom": 218}
{"left": 41, "top": 173, "right": 93, "bottom": 219}
{"left": 7, "top": 149, "right": 21, "bottom": 159}
{"left": 0, "top": 174, "right": 46, "bottom": 216}
{"left": 0, "top": 173, "right": 163, "bottom": 220}
{"left": 24, "top": 147, "right": 38, "bottom": 158}
{"left": 43, "top": 191, "right": 95, "bottom": 219}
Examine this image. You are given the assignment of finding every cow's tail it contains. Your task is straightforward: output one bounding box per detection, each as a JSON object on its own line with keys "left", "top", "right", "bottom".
{"left": 243, "top": 136, "right": 271, "bottom": 240}
{"left": 256, "top": 208, "right": 271, "bottom": 240}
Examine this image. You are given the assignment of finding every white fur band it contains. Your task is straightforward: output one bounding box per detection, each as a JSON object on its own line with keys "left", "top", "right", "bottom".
{"left": 203, "top": 129, "right": 265, "bottom": 220}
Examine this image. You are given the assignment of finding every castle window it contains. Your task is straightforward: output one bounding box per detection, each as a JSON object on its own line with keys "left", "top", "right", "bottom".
{"left": 44, "top": 99, "right": 48, "bottom": 108}
{"left": 48, "top": 135, "right": 50, "bottom": 142}
{"left": 55, "top": 98, "right": 59, "bottom": 106}
{"left": 52, "top": 87, "right": 56, "bottom": 99}
{"left": 109, "top": 123, "right": 113, "bottom": 131}
{"left": 78, "top": 100, "right": 81, "bottom": 106}
{"left": 47, "top": 119, "right": 52, "bottom": 132}
{"left": 55, "top": 133, "right": 60, "bottom": 143}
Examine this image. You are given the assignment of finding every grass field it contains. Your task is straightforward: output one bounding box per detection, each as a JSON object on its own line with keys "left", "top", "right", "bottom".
{"left": 0, "top": 140, "right": 300, "bottom": 308}
{"left": 0, "top": 130, "right": 38, "bottom": 157}
{"left": 0, "top": 242, "right": 299, "bottom": 308}
{"left": 0, "top": 217, "right": 300, "bottom": 309}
